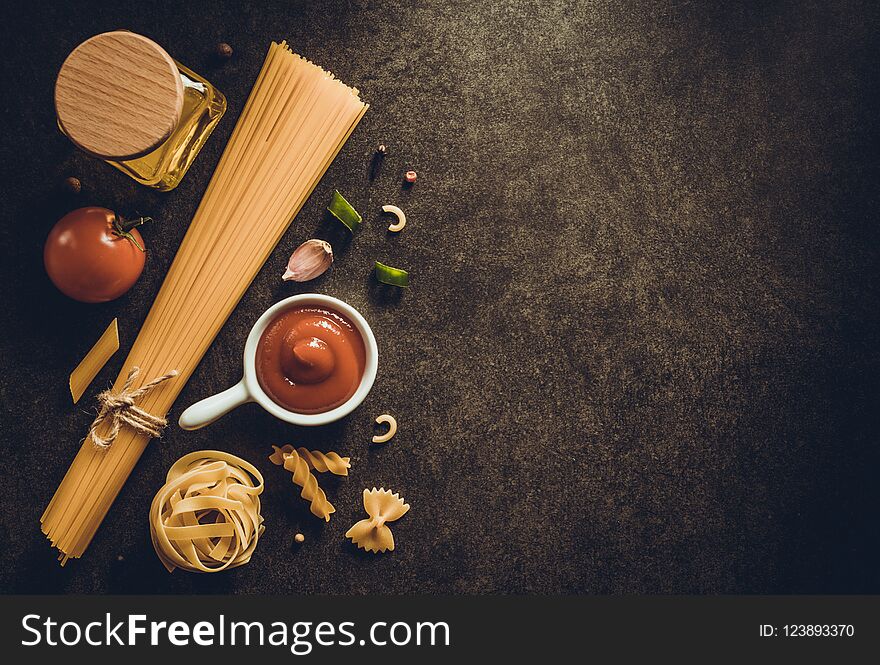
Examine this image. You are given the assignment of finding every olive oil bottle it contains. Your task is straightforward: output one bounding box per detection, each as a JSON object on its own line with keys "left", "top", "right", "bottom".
{"left": 55, "top": 31, "right": 226, "bottom": 191}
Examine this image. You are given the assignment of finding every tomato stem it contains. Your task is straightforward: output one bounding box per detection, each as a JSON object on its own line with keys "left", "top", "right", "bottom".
{"left": 118, "top": 215, "right": 151, "bottom": 233}
{"left": 113, "top": 215, "right": 150, "bottom": 252}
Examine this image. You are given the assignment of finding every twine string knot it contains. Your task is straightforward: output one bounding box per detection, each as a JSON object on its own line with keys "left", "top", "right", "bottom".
{"left": 89, "top": 367, "right": 179, "bottom": 450}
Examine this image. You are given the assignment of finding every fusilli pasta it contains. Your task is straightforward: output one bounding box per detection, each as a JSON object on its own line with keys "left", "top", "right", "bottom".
{"left": 269, "top": 445, "right": 341, "bottom": 521}
{"left": 270, "top": 444, "right": 350, "bottom": 476}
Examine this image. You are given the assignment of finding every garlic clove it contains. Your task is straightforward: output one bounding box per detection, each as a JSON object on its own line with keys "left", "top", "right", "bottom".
{"left": 282, "top": 239, "right": 333, "bottom": 282}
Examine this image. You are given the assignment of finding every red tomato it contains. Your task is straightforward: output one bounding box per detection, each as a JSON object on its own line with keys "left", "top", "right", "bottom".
{"left": 44, "top": 207, "right": 147, "bottom": 303}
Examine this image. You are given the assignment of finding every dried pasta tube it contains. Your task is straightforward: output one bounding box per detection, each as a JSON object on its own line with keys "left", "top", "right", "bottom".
{"left": 382, "top": 205, "right": 406, "bottom": 232}
{"left": 372, "top": 414, "right": 397, "bottom": 443}
{"left": 69, "top": 319, "right": 119, "bottom": 403}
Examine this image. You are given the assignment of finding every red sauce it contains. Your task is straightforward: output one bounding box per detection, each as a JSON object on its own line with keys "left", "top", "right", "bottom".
{"left": 255, "top": 305, "right": 366, "bottom": 414}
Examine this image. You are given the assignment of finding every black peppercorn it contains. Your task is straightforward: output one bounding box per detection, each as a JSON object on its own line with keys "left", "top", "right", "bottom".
{"left": 216, "top": 42, "right": 233, "bottom": 60}
{"left": 63, "top": 176, "right": 81, "bottom": 194}
{"left": 370, "top": 145, "right": 387, "bottom": 181}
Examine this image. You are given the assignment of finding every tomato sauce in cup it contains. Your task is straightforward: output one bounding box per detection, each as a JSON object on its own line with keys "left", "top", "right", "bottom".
{"left": 255, "top": 305, "right": 366, "bottom": 415}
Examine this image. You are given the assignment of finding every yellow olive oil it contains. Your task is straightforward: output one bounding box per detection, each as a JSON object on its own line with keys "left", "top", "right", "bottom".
{"left": 108, "top": 62, "right": 225, "bottom": 191}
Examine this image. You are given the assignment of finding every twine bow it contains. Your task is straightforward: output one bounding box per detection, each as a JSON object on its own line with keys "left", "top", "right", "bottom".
{"left": 88, "top": 367, "right": 179, "bottom": 450}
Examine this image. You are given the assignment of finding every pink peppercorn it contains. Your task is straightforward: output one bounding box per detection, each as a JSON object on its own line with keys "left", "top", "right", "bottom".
{"left": 405, "top": 170, "right": 417, "bottom": 183}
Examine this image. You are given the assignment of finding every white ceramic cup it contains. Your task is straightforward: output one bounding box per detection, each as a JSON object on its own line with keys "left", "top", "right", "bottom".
{"left": 178, "top": 294, "right": 378, "bottom": 429}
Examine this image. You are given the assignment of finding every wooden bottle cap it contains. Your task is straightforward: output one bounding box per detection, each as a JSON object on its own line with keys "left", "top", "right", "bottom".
{"left": 55, "top": 31, "right": 184, "bottom": 160}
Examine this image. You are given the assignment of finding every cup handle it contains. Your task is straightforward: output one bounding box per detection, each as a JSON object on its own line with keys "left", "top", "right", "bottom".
{"left": 178, "top": 380, "right": 252, "bottom": 431}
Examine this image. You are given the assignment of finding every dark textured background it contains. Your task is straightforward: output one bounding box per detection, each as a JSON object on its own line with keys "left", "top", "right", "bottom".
{"left": 0, "top": 0, "right": 878, "bottom": 594}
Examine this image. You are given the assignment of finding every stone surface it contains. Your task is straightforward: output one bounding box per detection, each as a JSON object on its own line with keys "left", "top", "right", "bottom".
{"left": 0, "top": 1, "right": 877, "bottom": 594}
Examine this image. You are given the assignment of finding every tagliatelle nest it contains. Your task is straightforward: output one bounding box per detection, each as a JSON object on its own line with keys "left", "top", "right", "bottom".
{"left": 346, "top": 488, "right": 410, "bottom": 553}
{"left": 149, "top": 451, "right": 264, "bottom": 573}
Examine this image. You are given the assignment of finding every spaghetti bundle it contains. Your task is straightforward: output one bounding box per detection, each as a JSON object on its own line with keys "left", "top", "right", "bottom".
{"left": 42, "top": 42, "right": 368, "bottom": 563}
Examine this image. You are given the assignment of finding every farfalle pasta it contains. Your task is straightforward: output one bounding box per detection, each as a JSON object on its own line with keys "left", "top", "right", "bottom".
{"left": 269, "top": 445, "right": 348, "bottom": 521}
{"left": 149, "top": 451, "right": 264, "bottom": 573}
{"left": 346, "top": 488, "right": 410, "bottom": 553}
